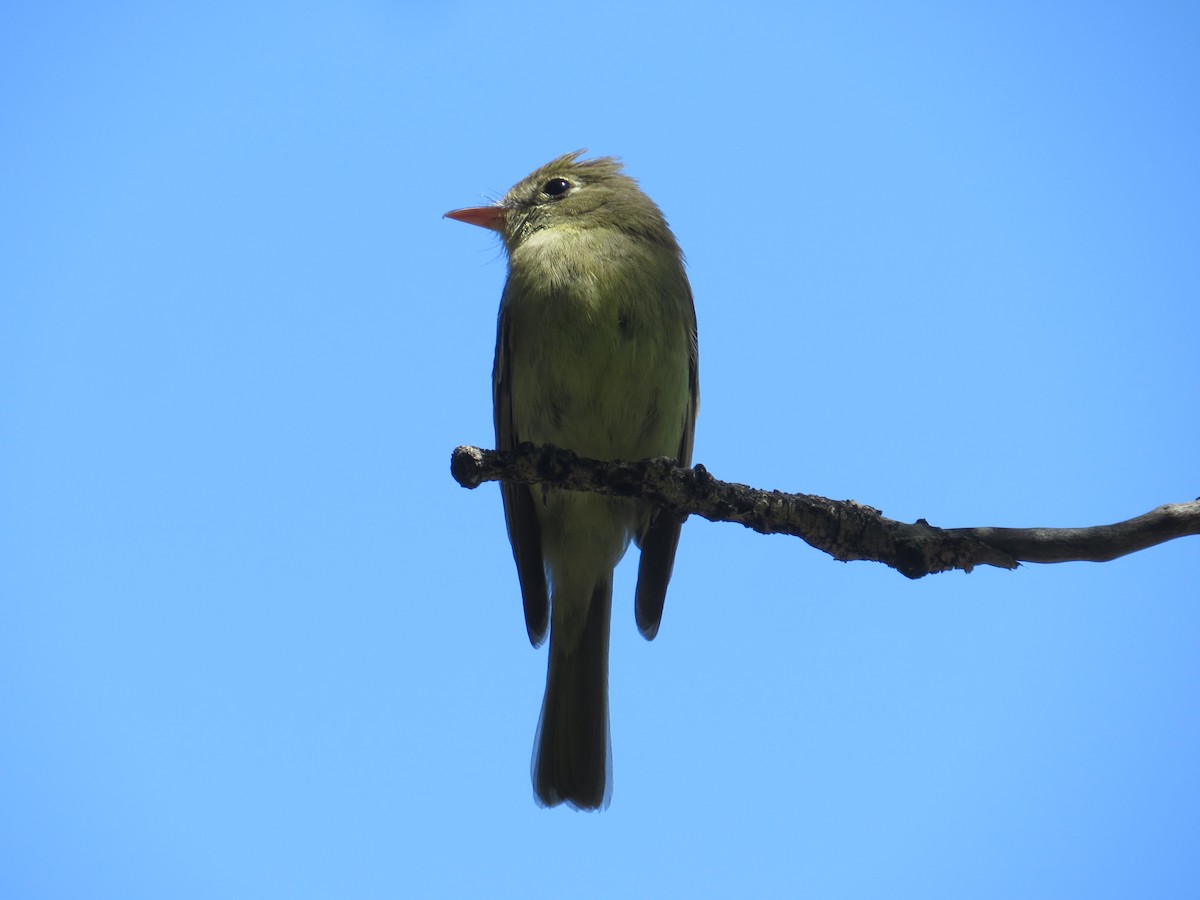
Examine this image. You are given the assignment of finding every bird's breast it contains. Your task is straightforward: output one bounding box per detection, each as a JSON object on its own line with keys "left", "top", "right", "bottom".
{"left": 504, "top": 229, "right": 691, "bottom": 462}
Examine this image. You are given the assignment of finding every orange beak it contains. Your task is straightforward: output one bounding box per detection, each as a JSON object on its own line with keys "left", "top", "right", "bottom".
{"left": 444, "top": 205, "right": 507, "bottom": 232}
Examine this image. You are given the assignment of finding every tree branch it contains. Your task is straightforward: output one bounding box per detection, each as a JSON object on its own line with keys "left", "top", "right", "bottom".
{"left": 450, "top": 444, "right": 1198, "bottom": 579}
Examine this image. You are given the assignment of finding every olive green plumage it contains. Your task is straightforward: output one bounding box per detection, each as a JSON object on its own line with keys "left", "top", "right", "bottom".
{"left": 447, "top": 151, "right": 698, "bottom": 810}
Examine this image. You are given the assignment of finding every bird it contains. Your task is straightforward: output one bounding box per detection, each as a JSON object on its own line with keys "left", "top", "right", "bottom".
{"left": 445, "top": 151, "right": 698, "bottom": 809}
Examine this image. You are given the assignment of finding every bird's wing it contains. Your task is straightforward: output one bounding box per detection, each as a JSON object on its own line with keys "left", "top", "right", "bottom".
{"left": 494, "top": 300, "right": 549, "bottom": 646}
{"left": 634, "top": 293, "right": 699, "bottom": 640}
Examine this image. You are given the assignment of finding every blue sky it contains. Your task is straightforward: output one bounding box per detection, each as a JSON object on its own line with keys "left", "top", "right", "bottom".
{"left": 3, "top": 2, "right": 1198, "bottom": 897}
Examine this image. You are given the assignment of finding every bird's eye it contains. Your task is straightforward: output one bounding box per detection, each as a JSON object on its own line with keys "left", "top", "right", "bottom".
{"left": 542, "top": 178, "right": 571, "bottom": 197}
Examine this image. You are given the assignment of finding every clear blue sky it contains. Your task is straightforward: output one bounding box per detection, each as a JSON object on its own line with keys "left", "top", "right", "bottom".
{"left": 3, "top": 2, "right": 1198, "bottom": 898}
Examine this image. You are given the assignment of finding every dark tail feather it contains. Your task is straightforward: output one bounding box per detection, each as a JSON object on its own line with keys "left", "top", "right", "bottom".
{"left": 532, "top": 575, "right": 612, "bottom": 811}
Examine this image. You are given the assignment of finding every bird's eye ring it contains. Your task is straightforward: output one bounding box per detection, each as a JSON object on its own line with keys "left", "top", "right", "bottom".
{"left": 542, "top": 178, "right": 571, "bottom": 197}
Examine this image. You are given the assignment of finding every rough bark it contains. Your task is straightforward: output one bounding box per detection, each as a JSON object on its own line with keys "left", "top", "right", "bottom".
{"left": 450, "top": 443, "right": 1198, "bottom": 578}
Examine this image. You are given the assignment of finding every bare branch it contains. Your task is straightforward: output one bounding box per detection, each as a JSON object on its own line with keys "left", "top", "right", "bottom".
{"left": 450, "top": 444, "right": 1199, "bottom": 579}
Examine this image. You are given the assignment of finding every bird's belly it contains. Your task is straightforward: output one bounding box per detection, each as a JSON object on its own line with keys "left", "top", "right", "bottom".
{"left": 511, "top": 324, "right": 689, "bottom": 463}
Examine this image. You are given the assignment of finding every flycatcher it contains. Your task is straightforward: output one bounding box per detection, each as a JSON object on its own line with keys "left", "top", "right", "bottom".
{"left": 446, "top": 151, "right": 698, "bottom": 810}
